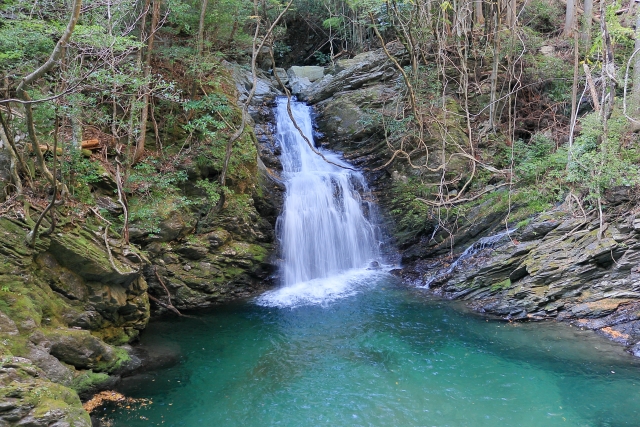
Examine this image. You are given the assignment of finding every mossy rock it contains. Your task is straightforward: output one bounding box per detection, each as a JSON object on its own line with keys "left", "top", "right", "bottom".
{"left": 0, "top": 357, "right": 91, "bottom": 427}
{"left": 48, "top": 229, "right": 137, "bottom": 286}
{"left": 35, "top": 329, "right": 124, "bottom": 372}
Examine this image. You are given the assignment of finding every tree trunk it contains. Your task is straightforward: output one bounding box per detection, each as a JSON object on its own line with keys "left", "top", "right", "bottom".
{"left": 197, "top": 0, "right": 209, "bottom": 56}
{"left": 563, "top": 0, "right": 576, "bottom": 37}
{"left": 474, "top": 0, "right": 484, "bottom": 26}
{"left": 489, "top": 4, "right": 500, "bottom": 129}
{"left": 506, "top": 0, "right": 516, "bottom": 28}
{"left": 133, "top": 0, "right": 160, "bottom": 164}
{"left": 582, "top": 0, "right": 593, "bottom": 46}
{"left": 16, "top": 0, "right": 82, "bottom": 185}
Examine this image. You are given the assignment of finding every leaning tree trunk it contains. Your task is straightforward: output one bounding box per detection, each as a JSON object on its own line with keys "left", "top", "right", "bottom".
{"left": 16, "top": 0, "right": 82, "bottom": 186}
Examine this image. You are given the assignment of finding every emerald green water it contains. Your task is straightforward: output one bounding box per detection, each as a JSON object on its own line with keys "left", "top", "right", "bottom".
{"left": 107, "top": 273, "right": 640, "bottom": 427}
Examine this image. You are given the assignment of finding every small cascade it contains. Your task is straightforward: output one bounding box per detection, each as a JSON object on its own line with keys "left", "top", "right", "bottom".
{"left": 257, "top": 97, "right": 382, "bottom": 306}
{"left": 422, "top": 229, "right": 515, "bottom": 288}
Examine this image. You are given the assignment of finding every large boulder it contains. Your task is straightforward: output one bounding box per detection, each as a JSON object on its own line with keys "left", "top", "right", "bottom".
{"left": 300, "top": 42, "right": 406, "bottom": 104}
{"left": 222, "top": 60, "right": 282, "bottom": 105}
{"left": 0, "top": 358, "right": 91, "bottom": 427}
{"left": 47, "top": 230, "right": 138, "bottom": 286}
{"left": 287, "top": 66, "right": 325, "bottom": 82}
{"left": 289, "top": 76, "right": 312, "bottom": 96}
{"left": 32, "top": 329, "right": 121, "bottom": 372}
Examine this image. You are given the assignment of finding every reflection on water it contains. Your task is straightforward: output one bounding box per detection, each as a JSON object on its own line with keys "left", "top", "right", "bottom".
{"left": 107, "top": 275, "right": 640, "bottom": 427}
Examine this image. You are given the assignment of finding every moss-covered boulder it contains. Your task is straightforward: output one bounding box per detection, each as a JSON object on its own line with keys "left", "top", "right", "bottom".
{"left": 0, "top": 358, "right": 90, "bottom": 427}
{"left": 0, "top": 216, "right": 151, "bottom": 424}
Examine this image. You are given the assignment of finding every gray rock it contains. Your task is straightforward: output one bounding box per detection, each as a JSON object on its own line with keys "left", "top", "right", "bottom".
{"left": 289, "top": 76, "right": 312, "bottom": 95}
{"left": 148, "top": 211, "right": 195, "bottom": 243}
{"left": 206, "top": 229, "right": 231, "bottom": 249}
{"left": 273, "top": 67, "right": 289, "bottom": 85}
{"left": 27, "top": 344, "right": 74, "bottom": 385}
{"left": 604, "top": 185, "right": 633, "bottom": 205}
{"left": 519, "top": 219, "right": 561, "bottom": 241}
{"left": 540, "top": 45, "right": 555, "bottom": 56}
{"left": 95, "top": 196, "right": 123, "bottom": 215}
{"left": 0, "top": 311, "right": 19, "bottom": 335}
{"left": 301, "top": 42, "right": 406, "bottom": 104}
{"left": 287, "top": 66, "right": 325, "bottom": 82}
{"left": 34, "top": 329, "right": 117, "bottom": 371}
{"left": 176, "top": 244, "right": 208, "bottom": 260}
{"left": 222, "top": 60, "right": 281, "bottom": 105}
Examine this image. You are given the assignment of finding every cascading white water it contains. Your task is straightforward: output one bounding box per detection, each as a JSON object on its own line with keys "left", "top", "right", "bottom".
{"left": 277, "top": 97, "right": 380, "bottom": 285}
{"left": 257, "top": 97, "right": 382, "bottom": 306}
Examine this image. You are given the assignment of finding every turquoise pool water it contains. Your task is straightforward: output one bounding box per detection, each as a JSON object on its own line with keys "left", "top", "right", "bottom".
{"left": 105, "top": 273, "right": 640, "bottom": 427}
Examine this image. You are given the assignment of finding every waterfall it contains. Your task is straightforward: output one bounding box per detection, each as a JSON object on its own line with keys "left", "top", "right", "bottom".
{"left": 257, "top": 97, "right": 383, "bottom": 307}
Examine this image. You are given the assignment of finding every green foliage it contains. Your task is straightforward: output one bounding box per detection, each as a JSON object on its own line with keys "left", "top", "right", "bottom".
{"left": 164, "top": 0, "right": 252, "bottom": 46}
{"left": 501, "top": 133, "right": 568, "bottom": 215}
{"left": 589, "top": 1, "right": 634, "bottom": 60}
{"left": 195, "top": 179, "right": 222, "bottom": 205}
{"left": 388, "top": 178, "right": 437, "bottom": 243}
{"left": 412, "top": 64, "right": 442, "bottom": 103}
{"left": 0, "top": 20, "right": 55, "bottom": 72}
{"left": 127, "top": 160, "right": 189, "bottom": 198}
{"left": 183, "top": 93, "right": 232, "bottom": 141}
{"left": 127, "top": 159, "right": 191, "bottom": 234}
{"left": 514, "top": 133, "right": 567, "bottom": 187}
{"left": 274, "top": 41, "right": 292, "bottom": 59}
{"left": 71, "top": 371, "right": 110, "bottom": 394}
{"left": 59, "top": 150, "right": 102, "bottom": 204}
{"left": 520, "top": 0, "right": 564, "bottom": 34}
{"left": 567, "top": 111, "right": 640, "bottom": 200}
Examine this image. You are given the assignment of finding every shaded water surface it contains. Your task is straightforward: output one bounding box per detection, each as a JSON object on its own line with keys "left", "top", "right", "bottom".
{"left": 107, "top": 276, "right": 640, "bottom": 427}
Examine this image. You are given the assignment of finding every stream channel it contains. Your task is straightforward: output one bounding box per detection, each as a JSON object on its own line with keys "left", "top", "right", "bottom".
{"left": 105, "top": 99, "right": 640, "bottom": 426}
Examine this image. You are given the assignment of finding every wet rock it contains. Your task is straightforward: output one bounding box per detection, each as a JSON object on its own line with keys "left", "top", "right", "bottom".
{"left": 630, "top": 342, "right": 640, "bottom": 357}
